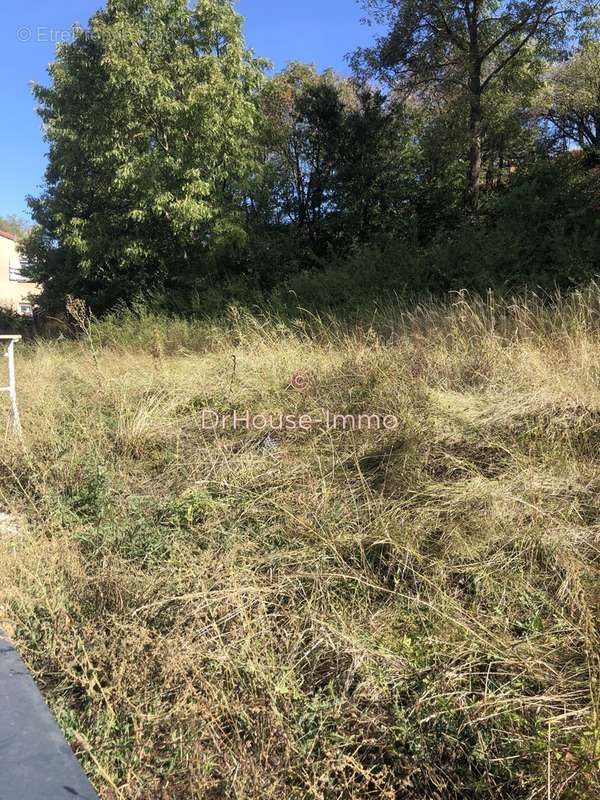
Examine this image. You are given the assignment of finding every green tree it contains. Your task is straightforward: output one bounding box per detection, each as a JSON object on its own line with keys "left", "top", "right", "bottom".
{"left": 335, "top": 88, "right": 422, "bottom": 242}
{"left": 535, "top": 41, "right": 600, "bottom": 155}
{"left": 352, "top": 0, "right": 576, "bottom": 207}
{"left": 25, "top": 0, "right": 265, "bottom": 313}
{"left": 246, "top": 64, "right": 420, "bottom": 268}
{"left": 254, "top": 64, "right": 345, "bottom": 241}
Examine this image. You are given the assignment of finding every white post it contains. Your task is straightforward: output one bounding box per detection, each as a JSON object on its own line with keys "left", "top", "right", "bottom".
{"left": 1, "top": 335, "right": 22, "bottom": 438}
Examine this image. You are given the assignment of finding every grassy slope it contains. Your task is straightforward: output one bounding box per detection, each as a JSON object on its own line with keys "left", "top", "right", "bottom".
{"left": 1, "top": 294, "right": 600, "bottom": 799}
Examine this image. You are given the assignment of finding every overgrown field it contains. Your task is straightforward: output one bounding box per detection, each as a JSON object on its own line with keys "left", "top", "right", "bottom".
{"left": 1, "top": 294, "right": 600, "bottom": 799}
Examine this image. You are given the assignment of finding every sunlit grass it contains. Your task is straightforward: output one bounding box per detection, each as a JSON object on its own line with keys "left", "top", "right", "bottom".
{"left": 1, "top": 291, "right": 600, "bottom": 798}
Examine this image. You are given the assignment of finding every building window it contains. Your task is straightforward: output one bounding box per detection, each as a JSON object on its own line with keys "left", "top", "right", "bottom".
{"left": 9, "top": 255, "right": 30, "bottom": 282}
{"left": 19, "top": 303, "right": 33, "bottom": 318}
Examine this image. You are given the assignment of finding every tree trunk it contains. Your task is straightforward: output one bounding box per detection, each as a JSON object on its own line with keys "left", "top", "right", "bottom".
{"left": 466, "top": 0, "right": 482, "bottom": 213}
{"left": 467, "top": 71, "right": 482, "bottom": 210}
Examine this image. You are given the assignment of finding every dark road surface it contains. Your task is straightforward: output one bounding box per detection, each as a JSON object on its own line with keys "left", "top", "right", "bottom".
{"left": 0, "top": 635, "right": 99, "bottom": 800}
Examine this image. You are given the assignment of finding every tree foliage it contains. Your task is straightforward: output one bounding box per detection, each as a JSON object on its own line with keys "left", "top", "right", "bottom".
{"left": 21, "top": 0, "right": 600, "bottom": 316}
{"left": 536, "top": 40, "right": 600, "bottom": 154}
{"left": 352, "top": 0, "right": 577, "bottom": 205}
{"left": 26, "top": 0, "right": 265, "bottom": 312}
{"left": 240, "top": 63, "right": 420, "bottom": 285}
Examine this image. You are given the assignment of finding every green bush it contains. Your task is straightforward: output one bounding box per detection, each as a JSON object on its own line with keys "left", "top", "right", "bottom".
{"left": 430, "top": 157, "right": 600, "bottom": 291}
{"left": 274, "top": 158, "right": 600, "bottom": 312}
{"left": 0, "top": 307, "right": 31, "bottom": 336}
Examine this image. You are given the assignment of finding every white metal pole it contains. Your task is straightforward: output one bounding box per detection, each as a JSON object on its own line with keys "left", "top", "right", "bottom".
{"left": 4, "top": 338, "right": 22, "bottom": 438}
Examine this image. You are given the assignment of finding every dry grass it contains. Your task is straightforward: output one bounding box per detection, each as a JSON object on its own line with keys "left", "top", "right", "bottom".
{"left": 1, "top": 292, "right": 600, "bottom": 799}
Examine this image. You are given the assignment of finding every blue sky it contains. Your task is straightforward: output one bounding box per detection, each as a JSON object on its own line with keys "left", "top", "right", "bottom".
{"left": 0, "top": 1, "right": 376, "bottom": 221}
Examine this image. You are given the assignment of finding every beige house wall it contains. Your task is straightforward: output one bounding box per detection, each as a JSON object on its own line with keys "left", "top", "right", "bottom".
{"left": 0, "top": 232, "right": 39, "bottom": 314}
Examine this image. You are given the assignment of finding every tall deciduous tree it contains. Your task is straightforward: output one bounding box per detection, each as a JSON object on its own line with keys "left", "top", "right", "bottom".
{"left": 256, "top": 64, "right": 345, "bottom": 238}
{"left": 536, "top": 41, "right": 600, "bottom": 154}
{"left": 353, "top": 0, "right": 575, "bottom": 207}
{"left": 245, "top": 64, "right": 419, "bottom": 271}
{"left": 25, "top": 0, "right": 265, "bottom": 312}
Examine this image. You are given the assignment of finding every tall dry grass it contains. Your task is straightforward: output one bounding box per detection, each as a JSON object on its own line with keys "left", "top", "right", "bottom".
{"left": 1, "top": 292, "right": 600, "bottom": 799}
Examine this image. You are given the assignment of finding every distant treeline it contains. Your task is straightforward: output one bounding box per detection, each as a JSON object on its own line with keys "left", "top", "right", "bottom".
{"left": 20, "top": 0, "right": 600, "bottom": 315}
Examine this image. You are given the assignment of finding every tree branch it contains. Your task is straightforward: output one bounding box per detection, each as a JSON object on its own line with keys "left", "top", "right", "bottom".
{"left": 481, "top": 11, "right": 562, "bottom": 92}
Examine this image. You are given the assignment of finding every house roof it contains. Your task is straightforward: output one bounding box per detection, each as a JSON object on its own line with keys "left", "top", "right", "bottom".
{"left": 0, "top": 230, "right": 18, "bottom": 241}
